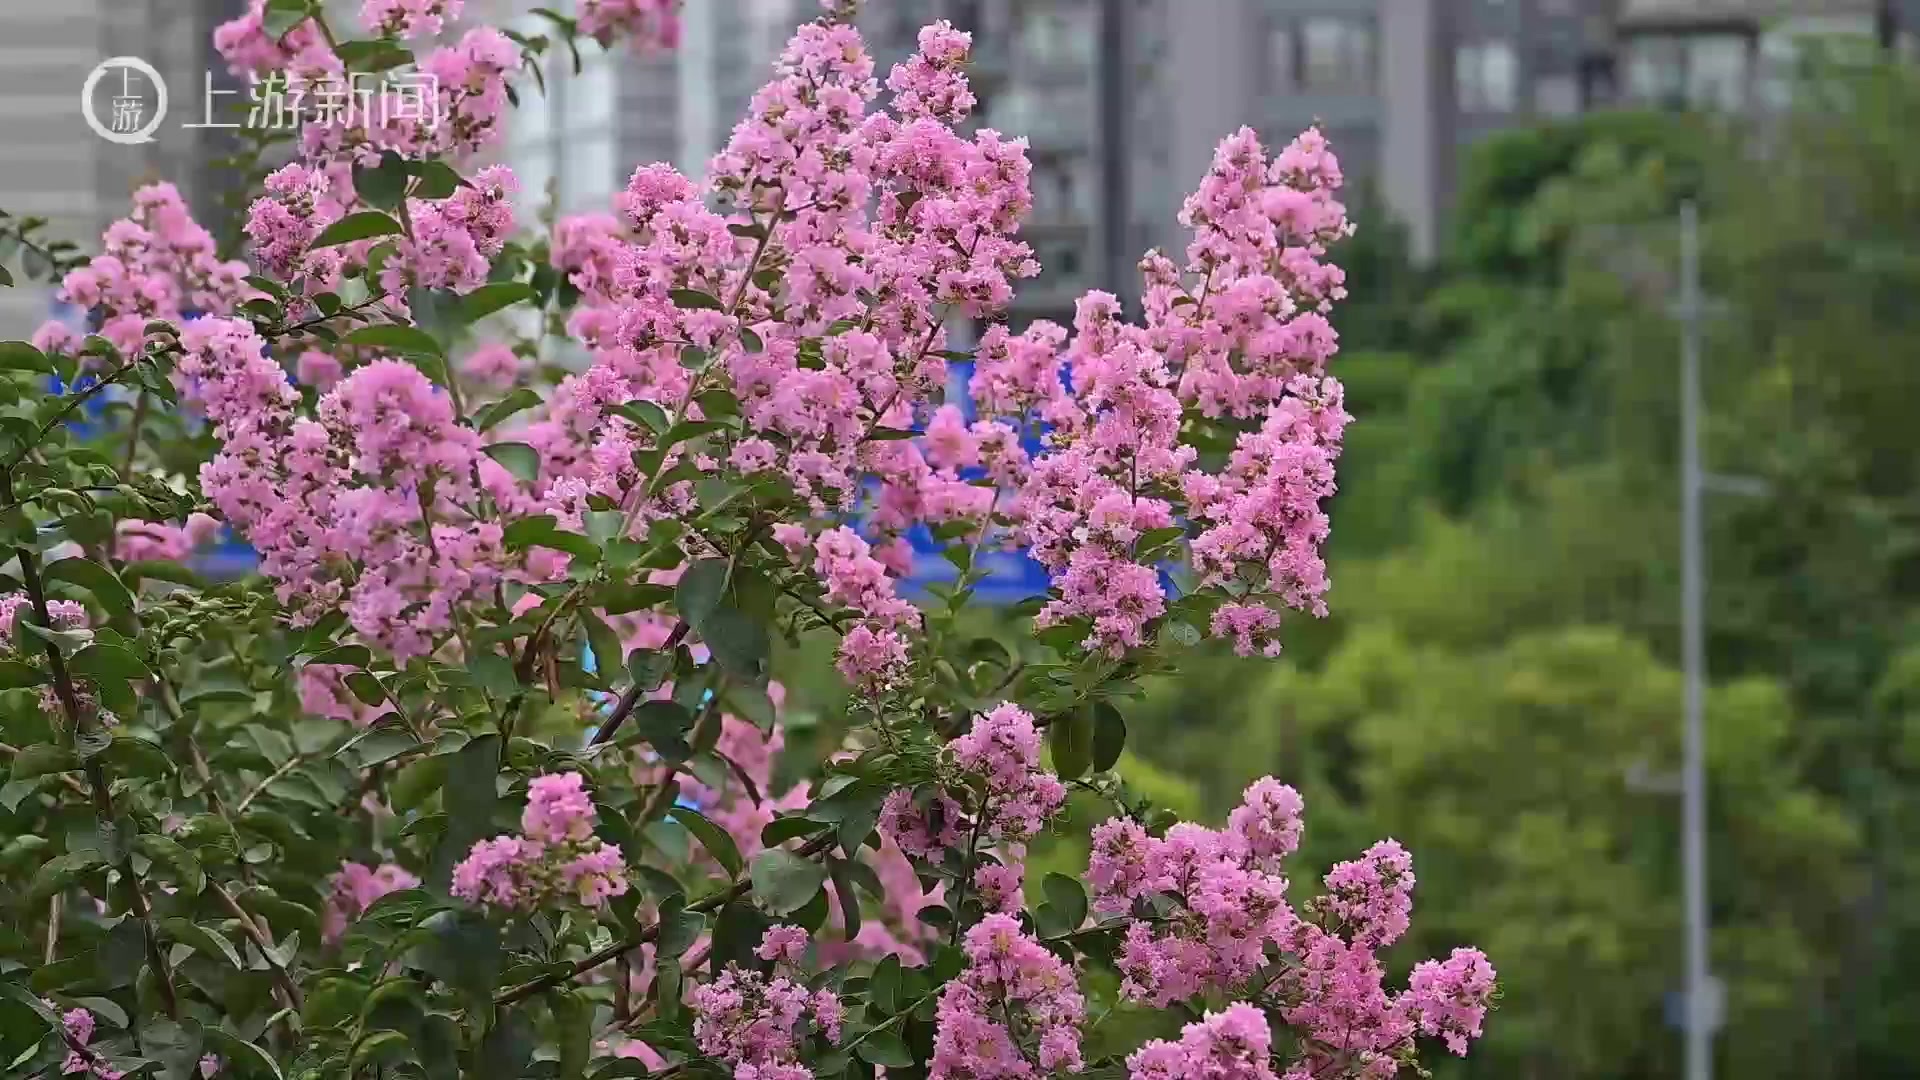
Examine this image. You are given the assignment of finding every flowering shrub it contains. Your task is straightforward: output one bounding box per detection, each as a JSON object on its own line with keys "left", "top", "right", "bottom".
{"left": 0, "top": 1, "right": 1494, "bottom": 1077}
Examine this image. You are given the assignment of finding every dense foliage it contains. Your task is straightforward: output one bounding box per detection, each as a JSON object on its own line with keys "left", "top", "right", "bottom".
{"left": 1118, "top": 43, "right": 1920, "bottom": 1080}
{"left": 0, "top": 1, "right": 1496, "bottom": 1079}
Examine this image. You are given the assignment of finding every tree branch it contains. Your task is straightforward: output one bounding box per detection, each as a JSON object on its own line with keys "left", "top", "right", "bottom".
{"left": 210, "top": 880, "right": 303, "bottom": 1009}
{"left": 588, "top": 621, "right": 691, "bottom": 748}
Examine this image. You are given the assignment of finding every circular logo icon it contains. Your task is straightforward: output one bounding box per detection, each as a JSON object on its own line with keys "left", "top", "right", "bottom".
{"left": 81, "top": 56, "right": 168, "bottom": 146}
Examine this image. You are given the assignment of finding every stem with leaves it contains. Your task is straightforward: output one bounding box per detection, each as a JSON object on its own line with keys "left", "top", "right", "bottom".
{"left": 493, "top": 832, "right": 836, "bottom": 1007}
{"left": 0, "top": 464, "right": 179, "bottom": 1020}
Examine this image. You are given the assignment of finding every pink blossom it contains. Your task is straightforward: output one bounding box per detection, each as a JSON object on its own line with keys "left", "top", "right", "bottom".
{"left": 930, "top": 914, "right": 1085, "bottom": 1078}
{"left": 324, "top": 861, "right": 419, "bottom": 941}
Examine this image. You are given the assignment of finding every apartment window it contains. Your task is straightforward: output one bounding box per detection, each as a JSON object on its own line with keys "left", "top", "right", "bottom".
{"left": 1456, "top": 40, "right": 1519, "bottom": 112}
{"left": 1266, "top": 22, "right": 1296, "bottom": 94}
{"left": 1624, "top": 33, "right": 1750, "bottom": 111}
{"left": 1534, "top": 73, "right": 1580, "bottom": 116}
{"left": 1299, "top": 17, "right": 1376, "bottom": 93}
{"left": 506, "top": 3, "right": 620, "bottom": 225}
{"left": 1686, "top": 35, "right": 1750, "bottom": 111}
{"left": 1018, "top": 5, "right": 1093, "bottom": 67}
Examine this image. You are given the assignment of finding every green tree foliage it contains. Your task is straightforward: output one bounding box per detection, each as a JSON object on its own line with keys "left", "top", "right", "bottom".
{"left": 1119, "top": 46, "right": 1920, "bottom": 1080}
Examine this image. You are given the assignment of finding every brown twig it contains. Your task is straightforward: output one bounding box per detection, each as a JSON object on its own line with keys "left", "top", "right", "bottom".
{"left": 211, "top": 880, "right": 303, "bottom": 1009}
{"left": 234, "top": 752, "right": 313, "bottom": 815}
{"left": 588, "top": 622, "right": 691, "bottom": 748}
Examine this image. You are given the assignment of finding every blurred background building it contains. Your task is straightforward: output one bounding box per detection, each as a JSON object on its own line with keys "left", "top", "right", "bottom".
{"left": 4, "top": 0, "right": 1918, "bottom": 329}
{"left": 0, "top": 0, "right": 243, "bottom": 332}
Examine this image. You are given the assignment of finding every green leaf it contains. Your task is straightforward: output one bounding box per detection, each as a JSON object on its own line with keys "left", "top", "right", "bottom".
{"left": 855, "top": 1030, "right": 914, "bottom": 1068}
{"left": 829, "top": 858, "right": 862, "bottom": 940}
{"left": 44, "top": 558, "right": 135, "bottom": 620}
{"left": 501, "top": 515, "right": 597, "bottom": 559}
{"left": 344, "top": 323, "right": 443, "bottom": 357}
{"left": 8, "top": 743, "right": 75, "bottom": 782}
{"left": 629, "top": 700, "right": 694, "bottom": 762}
{"left": 611, "top": 401, "right": 670, "bottom": 435}
{"left": 460, "top": 281, "right": 535, "bottom": 322}
{"left": 334, "top": 39, "right": 413, "bottom": 72}
{"left": 200, "top": 1028, "right": 286, "bottom": 1079}
{"left": 654, "top": 894, "right": 705, "bottom": 959}
{"left": 70, "top": 643, "right": 151, "bottom": 681}
{"left": 674, "top": 559, "right": 728, "bottom": 629}
{"left": 351, "top": 153, "right": 409, "bottom": 209}
{"left": 160, "top": 917, "right": 241, "bottom": 968}
{"left": 0, "top": 340, "right": 55, "bottom": 373}
{"left": 312, "top": 211, "right": 405, "bottom": 248}
{"left": 761, "top": 815, "right": 829, "bottom": 847}
{"left": 703, "top": 606, "right": 769, "bottom": 684}
{"left": 1049, "top": 705, "right": 1095, "bottom": 780}
{"left": 306, "top": 643, "right": 372, "bottom": 668}
{"left": 262, "top": 0, "right": 311, "bottom": 40}
{"left": 668, "top": 288, "right": 724, "bottom": 310}
{"left": 29, "top": 852, "right": 100, "bottom": 901}
{"left": 1042, "top": 872, "right": 1088, "bottom": 930}
{"left": 0, "top": 980, "right": 63, "bottom": 1028}
{"left": 581, "top": 611, "right": 625, "bottom": 689}
{"left": 669, "top": 806, "right": 744, "bottom": 878}
{"left": 749, "top": 849, "right": 828, "bottom": 916}
{"left": 409, "top": 160, "right": 467, "bottom": 201}
{"left": 409, "top": 909, "right": 501, "bottom": 1002}
{"left": 1091, "top": 701, "right": 1126, "bottom": 773}
{"left": 137, "top": 835, "right": 206, "bottom": 896}
{"left": 474, "top": 387, "right": 542, "bottom": 431}
{"left": 483, "top": 442, "right": 541, "bottom": 485}
{"left": 0, "top": 659, "right": 45, "bottom": 688}
{"left": 351, "top": 1029, "right": 412, "bottom": 1072}
{"left": 869, "top": 952, "right": 902, "bottom": 1013}
{"left": 432, "top": 734, "right": 500, "bottom": 887}
{"left": 476, "top": 1009, "right": 536, "bottom": 1080}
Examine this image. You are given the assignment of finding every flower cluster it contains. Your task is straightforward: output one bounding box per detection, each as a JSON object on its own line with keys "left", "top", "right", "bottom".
{"left": 322, "top": 861, "right": 419, "bottom": 941}
{"left": 213, "top": 0, "right": 326, "bottom": 77}
{"left": 451, "top": 772, "right": 629, "bottom": 911}
{"left": 775, "top": 525, "right": 920, "bottom": 690}
{"left": 930, "top": 914, "right": 1085, "bottom": 1079}
{"left": 192, "top": 324, "right": 508, "bottom": 658}
{"left": 360, "top": 0, "right": 464, "bottom": 39}
{"left": 577, "top": 0, "right": 680, "bottom": 49}
{"left": 114, "top": 513, "right": 223, "bottom": 563}
{"left": 881, "top": 703, "right": 1064, "bottom": 859}
{"left": 381, "top": 165, "right": 520, "bottom": 296}
{"left": 48, "top": 182, "right": 249, "bottom": 357}
{"left": 968, "top": 127, "right": 1353, "bottom": 657}
{"left": 47, "top": 1002, "right": 121, "bottom": 1078}
{"left": 1088, "top": 777, "right": 1493, "bottom": 1073}
{"left": 0, "top": 593, "right": 89, "bottom": 647}
{"left": 1126, "top": 1004, "right": 1278, "bottom": 1080}
{"left": 244, "top": 163, "right": 342, "bottom": 282}
{"left": 1087, "top": 777, "right": 1302, "bottom": 1006}
{"left": 686, "top": 926, "right": 844, "bottom": 1080}
{"left": 1403, "top": 947, "right": 1499, "bottom": 1056}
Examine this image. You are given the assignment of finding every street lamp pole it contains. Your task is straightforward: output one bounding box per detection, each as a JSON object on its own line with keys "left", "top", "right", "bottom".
{"left": 1678, "top": 199, "right": 1713, "bottom": 1080}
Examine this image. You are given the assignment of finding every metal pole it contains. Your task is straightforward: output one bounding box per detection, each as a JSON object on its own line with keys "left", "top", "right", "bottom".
{"left": 1094, "top": 0, "right": 1130, "bottom": 298}
{"left": 1678, "top": 199, "right": 1712, "bottom": 1080}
